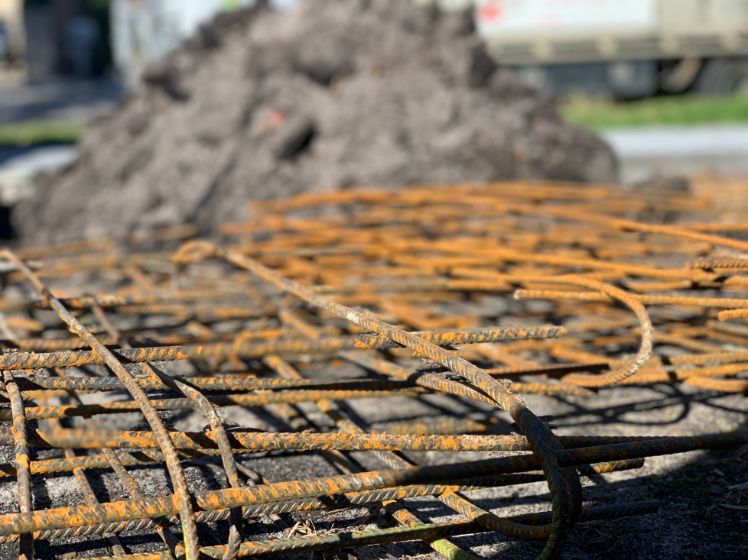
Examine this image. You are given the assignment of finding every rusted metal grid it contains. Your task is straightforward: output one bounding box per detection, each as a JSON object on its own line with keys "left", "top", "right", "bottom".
{"left": 0, "top": 180, "right": 747, "bottom": 559}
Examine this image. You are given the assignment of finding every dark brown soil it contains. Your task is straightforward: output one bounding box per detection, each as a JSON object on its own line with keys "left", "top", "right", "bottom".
{"left": 13, "top": 0, "right": 616, "bottom": 243}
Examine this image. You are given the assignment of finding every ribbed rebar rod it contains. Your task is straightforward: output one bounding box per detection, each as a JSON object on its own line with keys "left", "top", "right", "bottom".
{"left": 0, "top": 325, "right": 564, "bottom": 370}
{"left": 0, "top": 429, "right": 743, "bottom": 538}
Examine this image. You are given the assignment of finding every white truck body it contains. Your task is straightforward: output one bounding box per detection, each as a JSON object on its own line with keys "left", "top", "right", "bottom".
{"left": 477, "top": 0, "right": 658, "bottom": 37}
{"left": 425, "top": 0, "right": 748, "bottom": 95}
{"left": 426, "top": 0, "right": 748, "bottom": 64}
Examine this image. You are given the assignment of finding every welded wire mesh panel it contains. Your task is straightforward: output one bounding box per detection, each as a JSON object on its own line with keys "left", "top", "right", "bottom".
{"left": 0, "top": 181, "right": 746, "bottom": 559}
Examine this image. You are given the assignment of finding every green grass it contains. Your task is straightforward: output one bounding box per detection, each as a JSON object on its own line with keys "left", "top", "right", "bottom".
{"left": 0, "top": 120, "right": 83, "bottom": 148}
{"left": 561, "top": 93, "right": 748, "bottom": 129}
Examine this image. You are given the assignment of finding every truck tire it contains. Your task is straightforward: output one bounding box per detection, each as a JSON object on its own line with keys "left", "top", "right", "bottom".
{"left": 695, "top": 58, "right": 748, "bottom": 95}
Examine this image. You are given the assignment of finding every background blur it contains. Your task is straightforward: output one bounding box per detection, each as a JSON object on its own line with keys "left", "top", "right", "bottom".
{"left": 0, "top": 0, "right": 747, "bottom": 203}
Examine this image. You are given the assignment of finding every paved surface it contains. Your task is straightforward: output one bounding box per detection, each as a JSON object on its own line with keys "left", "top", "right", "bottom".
{"left": 0, "top": 78, "right": 121, "bottom": 124}
{"left": 0, "top": 145, "right": 77, "bottom": 204}
{"left": 602, "top": 125, "right": 748, "bottom": 184}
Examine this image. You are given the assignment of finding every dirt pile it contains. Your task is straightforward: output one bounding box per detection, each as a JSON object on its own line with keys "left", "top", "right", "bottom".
{"left": 14, "top": 0, "right": 617, "bottom": 243}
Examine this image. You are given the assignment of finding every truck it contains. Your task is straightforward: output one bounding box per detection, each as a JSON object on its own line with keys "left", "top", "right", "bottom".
{"left": 425, "top": 0, "right": 748, "bottom": 97}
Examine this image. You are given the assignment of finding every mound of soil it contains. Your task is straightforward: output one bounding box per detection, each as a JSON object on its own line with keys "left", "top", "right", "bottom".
{"left": 14, "top": 0, "right": 617, "bottom": 242}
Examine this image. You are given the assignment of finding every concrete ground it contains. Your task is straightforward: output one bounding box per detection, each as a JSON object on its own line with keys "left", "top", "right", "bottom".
{"left": 601, "top": 125, "right": 748, "bottom": 184}
{"left": 0, "top": 145, "right": 76, "bottom": 205}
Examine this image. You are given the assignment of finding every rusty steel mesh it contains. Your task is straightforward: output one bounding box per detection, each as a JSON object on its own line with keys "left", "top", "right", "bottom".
{"left": 0, "top": 181, "right": 747, "bottom": 559}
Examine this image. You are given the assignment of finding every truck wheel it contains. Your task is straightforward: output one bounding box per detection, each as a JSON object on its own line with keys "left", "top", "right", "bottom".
{"left": 695, "top": 58, "right": 748, "bottom": 95}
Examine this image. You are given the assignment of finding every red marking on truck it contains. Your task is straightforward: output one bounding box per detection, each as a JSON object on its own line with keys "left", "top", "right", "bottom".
{"left": 479, "top": 1, "right": 502, "bottom": 23}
